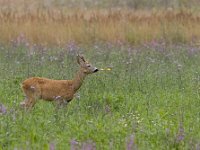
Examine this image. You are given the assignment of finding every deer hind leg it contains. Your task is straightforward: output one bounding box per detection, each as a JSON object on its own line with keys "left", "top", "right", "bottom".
{"left": 20, "top": 85, "right": 40, "bottom": 109}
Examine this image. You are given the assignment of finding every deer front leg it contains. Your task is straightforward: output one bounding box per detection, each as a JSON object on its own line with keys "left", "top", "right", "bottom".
{"left": 53, "top": 96, "right": 65, "bottom": 109}
{"left": 53, "top": 95, "right": 73, "bottom": 109}
{"left": 20, "top": 96, "right": 28, "bottom": 107}
{"left": 20, "top": 97, "right": 37, "bottom": 109}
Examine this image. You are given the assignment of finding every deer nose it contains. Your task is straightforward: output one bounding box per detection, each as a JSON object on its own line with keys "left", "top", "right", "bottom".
{"left": 93, "top": 68, "right": 99, "bottom": 73}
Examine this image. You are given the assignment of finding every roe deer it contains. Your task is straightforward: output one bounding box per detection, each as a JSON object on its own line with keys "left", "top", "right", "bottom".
{"left": 20, "top": 55, "right": 99, "bottom": 109}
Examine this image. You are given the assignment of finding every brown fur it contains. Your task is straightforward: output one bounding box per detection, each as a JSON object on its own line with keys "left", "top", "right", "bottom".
{"left": 20, "top": 55, "right": 98, "bottom": 109}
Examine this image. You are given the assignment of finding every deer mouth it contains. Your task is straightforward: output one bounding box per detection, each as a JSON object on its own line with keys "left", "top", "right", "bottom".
{"left": 93, "top": 68, "right": 99, "bottom": 73}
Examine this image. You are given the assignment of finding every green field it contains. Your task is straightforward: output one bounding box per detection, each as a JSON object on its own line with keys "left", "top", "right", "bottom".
{"left": 1, "top": 42, "right": 200, "bottom": 149}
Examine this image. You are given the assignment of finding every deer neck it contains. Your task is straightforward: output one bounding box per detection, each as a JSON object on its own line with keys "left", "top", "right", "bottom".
{"left": 72, "top": 68, "right": 87, "bottom": 92}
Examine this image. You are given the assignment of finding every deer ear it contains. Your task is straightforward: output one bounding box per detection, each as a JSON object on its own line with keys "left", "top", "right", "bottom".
{"left": 79, "top": 55, "right": 86, "bottom": 62}
{"left": 77, "top": 54, "right": 81, "bottom": 64}
{"left": 77, "top": 54, "right": 86, "bottom": 65}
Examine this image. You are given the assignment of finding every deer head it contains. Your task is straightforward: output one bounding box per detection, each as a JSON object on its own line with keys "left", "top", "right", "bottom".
{"left": 77, "top": 55, "right": 99, "bottom": 74}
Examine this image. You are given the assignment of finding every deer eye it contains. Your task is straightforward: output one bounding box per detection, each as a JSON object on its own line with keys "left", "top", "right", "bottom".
{"left": 87, "top": 64, "right": 91, "bottom": 67}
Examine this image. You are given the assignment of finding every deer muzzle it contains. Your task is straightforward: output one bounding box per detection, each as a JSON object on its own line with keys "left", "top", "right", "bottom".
{"left": 93, "top": 68, "right": 99, "bottom": 73}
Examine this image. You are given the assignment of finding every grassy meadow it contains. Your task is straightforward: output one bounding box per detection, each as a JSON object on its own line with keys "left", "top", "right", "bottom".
{"left": 1, "top": 1, "right": 200, "bottom": 150}
{"left": 1, "top": 41, "right": 200, "bottom": 149}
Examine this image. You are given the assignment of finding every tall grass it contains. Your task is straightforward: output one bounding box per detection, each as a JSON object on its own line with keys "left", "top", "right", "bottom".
{"left": 0, "top": 8, "right": 200, "bottom": 45}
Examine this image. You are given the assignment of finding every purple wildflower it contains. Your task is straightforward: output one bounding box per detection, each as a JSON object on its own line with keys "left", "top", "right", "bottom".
{"left": 196, "top": 143, "right": 200, "bottom": 150}
{"left": 49, "top": 142, "right": 55, "bottom": 150}
{"left": 0, "top": 104, "right": 7, "bottom": 114}
{"left": 126, "top": 134, "right": 137, "bottom": 150}
{"left": 105, "top": 104, "right": 111, "bottom": 114}
{"left": 70, "top": 139, "right": 79, "bottom": 150}
{"left": 176, "top": 122, "right": 185, "bottom": 143}
{"left": 11, "top": 33, "right": 29, "bottom": 48}
{"left": 106, "top": 42, "right": 113, "bottom": 49}
{"left": 66, "top": 41, "right": 79, "bottom": 55}
{"left": 81, "top": 141, "right": 96, "bottom": 150}
{"left": 188, "top": 47, "right": 197, "bottom": 56}
{"left": 150, "top": 40, "right": 159, "bottom": 48}
{"left": 116, "top": 40, "right": 124, "bottom": 47}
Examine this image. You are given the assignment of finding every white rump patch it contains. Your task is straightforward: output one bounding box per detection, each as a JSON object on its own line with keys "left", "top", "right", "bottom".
{"left": 30, "top": 86, "right": 35, "bottom": 89}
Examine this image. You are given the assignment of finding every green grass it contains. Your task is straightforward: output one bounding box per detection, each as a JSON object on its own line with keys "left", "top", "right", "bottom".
{"left": 1, "top": 42, "right": 200, "bottom": 149}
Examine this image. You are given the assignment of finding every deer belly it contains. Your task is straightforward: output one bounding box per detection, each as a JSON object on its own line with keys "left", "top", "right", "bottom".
{"left": 41, "top": 90, "right": 73, "bottom": 101}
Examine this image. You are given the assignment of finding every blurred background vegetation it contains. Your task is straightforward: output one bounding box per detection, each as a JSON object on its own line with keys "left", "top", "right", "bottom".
{"left": 0, "top": 0, "right": 200, "bottom": 9}
{"left": 0, "top": 0, "right": 200, "bottom": 46}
